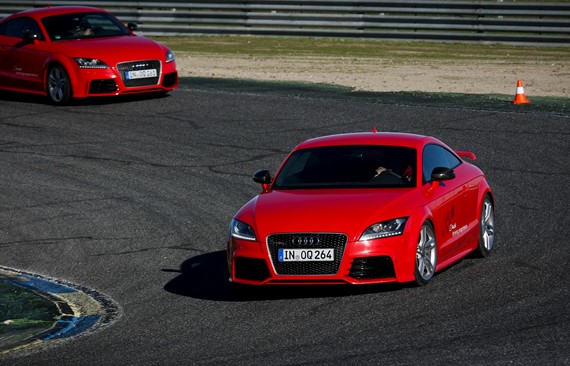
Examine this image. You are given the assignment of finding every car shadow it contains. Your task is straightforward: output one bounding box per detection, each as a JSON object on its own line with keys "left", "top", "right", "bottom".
{"left": 0, "top": 90, "right": 47, "bottom": 104}
{"left": 162, "top": 251, "right": 402, "bottom": 302}
{"left": 0, "top": 90, "right": 170, "bottom": 106}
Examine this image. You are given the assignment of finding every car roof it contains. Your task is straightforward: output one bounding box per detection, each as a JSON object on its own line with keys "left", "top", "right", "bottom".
{"left": 4, "top": 6, "right": 107, "bottom": 21}
{"left": 294, "top": 132, "right": 442, "bottom": 151}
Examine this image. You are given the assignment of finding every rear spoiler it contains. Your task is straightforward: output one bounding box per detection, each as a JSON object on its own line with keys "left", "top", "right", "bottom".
{"left": 455, "top": 150, "right": 476, "bottom": 161}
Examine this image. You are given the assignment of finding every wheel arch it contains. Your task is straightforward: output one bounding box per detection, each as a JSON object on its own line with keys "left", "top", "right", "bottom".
{"left": 43, "top": 55, "right": 80, "bottom": 98}
{"left": 475, "top": 184, "right": 496, "bottom": 257}
{"left": 396, "top": 206, "right": 435, "bottom": 282}
{"left": 477, "top": 181, "right": 495, "bottom": 218}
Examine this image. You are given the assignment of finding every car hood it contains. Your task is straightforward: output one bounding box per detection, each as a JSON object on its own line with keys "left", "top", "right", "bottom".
{"left": 54, "top": 35, "right": 168, "bottom": 64}
{"left": 237, "top": 188, "right": 419, "bottom": 242}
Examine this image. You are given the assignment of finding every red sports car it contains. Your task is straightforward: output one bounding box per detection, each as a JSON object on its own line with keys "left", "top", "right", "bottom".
{"left": 0, "top": 6, "right": 178, "bottom": 104}
{"left": 227, "top": 132, "right": 495, "bottom": 286}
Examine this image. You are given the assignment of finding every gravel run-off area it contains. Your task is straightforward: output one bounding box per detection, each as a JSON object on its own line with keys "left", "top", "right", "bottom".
{"left": 177, "top": 53, "right": 570, "bottom": 98}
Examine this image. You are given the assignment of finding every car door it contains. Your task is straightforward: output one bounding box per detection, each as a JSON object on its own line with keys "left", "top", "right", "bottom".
{"left": 0, "top": 21, "right": 10, "bottom": 85}
{"left": 453, "top": 160, "right": 482, "bottom": 244}
{"left": 422, "top": 144, "right": 466, "bottom": 263}
{"left": 442, "top": 147, "right": 473, "bottom": 244}
{"left": 1, "top": 17, "right": 48, "bottom": 92}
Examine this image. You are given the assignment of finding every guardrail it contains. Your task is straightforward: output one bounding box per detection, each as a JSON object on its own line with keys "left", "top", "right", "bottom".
{"left": 1, "top": 1, "right": 569, "bottom": 46}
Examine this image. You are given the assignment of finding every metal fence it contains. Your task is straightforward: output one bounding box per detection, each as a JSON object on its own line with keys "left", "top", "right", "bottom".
{"left": 1, "top": 1, "right": 569, "bottom": 45}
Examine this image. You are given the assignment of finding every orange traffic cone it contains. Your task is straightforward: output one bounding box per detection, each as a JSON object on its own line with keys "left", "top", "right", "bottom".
{"left": 512, "top": 80, "right": 531, "bottom": 104}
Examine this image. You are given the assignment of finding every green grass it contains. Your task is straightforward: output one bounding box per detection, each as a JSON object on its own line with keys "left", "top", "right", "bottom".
{"left": 0, "top": 282, "right": 59, "bottom": 351}
{"left": 0, "top": 283, "right": 58, "bottom": 323}
{"left": 157, "top": 35, "right": 570, "bottom": 63}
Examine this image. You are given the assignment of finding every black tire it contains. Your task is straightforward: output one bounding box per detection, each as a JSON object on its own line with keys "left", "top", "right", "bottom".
{"left": 414, "top": 221, "right": 437, "bottom": 286}
{"left": 46, "top": 64, "right": 72, "bottom": 105}
{"left": 474, "top": 195, "right": 495, "bottom": 258}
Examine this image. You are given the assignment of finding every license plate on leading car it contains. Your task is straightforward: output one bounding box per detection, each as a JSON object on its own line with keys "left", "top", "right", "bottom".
{"left": 125, "top": 69, "right": 157, "bottom": 80}
{"left": 278, "top": 248, "right": 334, "bottom": 262}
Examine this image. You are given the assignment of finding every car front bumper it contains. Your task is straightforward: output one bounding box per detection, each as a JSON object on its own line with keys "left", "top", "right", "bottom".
{"left": 71, "top": 61, "right": 178, "bottom": 98}
{"left": 228, "top": 232, "right": 417, "bottom": 285}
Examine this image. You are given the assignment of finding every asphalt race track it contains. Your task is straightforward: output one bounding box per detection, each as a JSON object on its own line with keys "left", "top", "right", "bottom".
{"left": 1, "top": 80, "right": 569, "bottom": 365}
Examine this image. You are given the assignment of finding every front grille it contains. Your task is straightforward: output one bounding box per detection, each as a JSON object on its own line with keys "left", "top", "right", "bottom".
{"left": 234, "top": 257, "right": 270, "bottom": 282}
{"left": 267, "top": 233, "right": 347, "bottom": 275}
{"left": 117, "top": 60, "right": 161, "bottom": 88}
{"left": 349, "top": 256, "right": 395, "bottom": 279}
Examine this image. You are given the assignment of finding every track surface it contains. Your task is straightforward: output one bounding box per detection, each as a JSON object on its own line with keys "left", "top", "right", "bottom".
{"left": 1, "top": 82, "right": 569, "bottom": 365}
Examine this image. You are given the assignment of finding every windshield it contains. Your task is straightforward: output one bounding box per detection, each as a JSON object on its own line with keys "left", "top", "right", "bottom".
{"left": 273, "top": 145, "right": 417, "bottom": 189}
{"left": 41, "top": 12, "right": 130, "bottom": 41}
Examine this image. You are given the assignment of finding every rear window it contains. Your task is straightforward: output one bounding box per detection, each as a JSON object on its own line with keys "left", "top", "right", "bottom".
{"left": 273, "top": 145, "right": 417, "bottom": 189}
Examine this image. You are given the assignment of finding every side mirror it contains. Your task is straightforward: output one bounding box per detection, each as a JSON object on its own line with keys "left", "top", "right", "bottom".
{"left": 253, "top": 169, "right": 271, "bottom": 185}
{"left": 431, "top": 167, "right": 455, "bottom": 181}
{"left": 127, "top": 22, "right": 138, "bottom": 32}
{"left": 22, "top": 29, "right": 39, "bottom": 41}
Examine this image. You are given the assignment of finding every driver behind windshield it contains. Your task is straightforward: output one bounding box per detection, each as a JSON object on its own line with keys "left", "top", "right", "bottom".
{"left": 68, "top": 17, "right": 93, "bottom": 38}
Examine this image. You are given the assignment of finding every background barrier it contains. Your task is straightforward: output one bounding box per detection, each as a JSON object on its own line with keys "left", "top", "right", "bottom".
{"left": 1, "top": 1, "right": 569, "bottom": 46}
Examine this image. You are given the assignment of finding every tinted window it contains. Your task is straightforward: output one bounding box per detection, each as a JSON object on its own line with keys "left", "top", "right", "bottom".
{"left": 0, "top": 17, "right": 43, "bottom": 39}
{"left": 41, "top": 12, "right": 130, "bottom": 41}
{"left": 422, "top": 144, "right": 462, "bottom": 183}
{"left": 273, "top": 145, "right": 417, "bottom": 189}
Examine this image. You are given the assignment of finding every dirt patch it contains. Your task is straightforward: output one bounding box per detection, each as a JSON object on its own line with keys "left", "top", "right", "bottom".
{"left": 177, "top": 54, "right": 570, "bottom": 98}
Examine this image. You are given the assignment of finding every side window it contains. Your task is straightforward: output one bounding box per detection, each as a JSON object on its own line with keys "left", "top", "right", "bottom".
{"left": 2, "top": 18, "right": 43, "bottom": 40}
{"left": 443, "top": 148, "right": 461, "bottom": 168}
{"left": 422, "top": 144, "right": 461, "bottom": 183}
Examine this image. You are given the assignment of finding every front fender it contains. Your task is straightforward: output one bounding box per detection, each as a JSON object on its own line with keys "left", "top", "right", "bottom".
{"left": 43, "top": 54, "right": 82, "bottom": 98}
{"left": 476, "top": 179, "right": 495, "bottom": 223}
{"left": 395, "top": 205, "right": 433, "bottom": 282}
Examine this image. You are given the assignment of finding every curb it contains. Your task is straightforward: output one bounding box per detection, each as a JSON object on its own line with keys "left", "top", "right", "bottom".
{"left": 0, "top": 266, "right": 121, "bottom": 357}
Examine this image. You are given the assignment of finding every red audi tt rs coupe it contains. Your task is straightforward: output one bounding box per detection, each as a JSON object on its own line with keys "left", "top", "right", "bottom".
{"left": 228, "top": 132, "right": 495, "bottom": 286}
{"left": 0, "top": 6, "right": 178, "bottom": 104}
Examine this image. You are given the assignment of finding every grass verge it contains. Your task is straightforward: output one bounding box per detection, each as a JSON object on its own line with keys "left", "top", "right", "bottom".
{"left": 157, "top": 35, "right": 570, "bottom": 64}
{"left": 0, "top": 282, "right": 59, "bottom": 352}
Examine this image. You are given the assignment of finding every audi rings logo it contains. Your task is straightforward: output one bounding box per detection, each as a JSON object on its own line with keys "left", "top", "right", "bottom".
{"left": 292, "top": 236, "right": 319, "bottom": 246}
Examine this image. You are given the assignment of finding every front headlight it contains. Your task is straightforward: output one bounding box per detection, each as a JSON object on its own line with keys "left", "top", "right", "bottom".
{"left": 74, "top": 58, "right": 109, "bottom": 69}
{"left": 165, "top": 49, "right": 175, "bottom": 63}
{"left": 360, "top": 218, "right": 407, "bottom": 241}
{"left": 230, "top": 219, "right": 256, "bottom": 241}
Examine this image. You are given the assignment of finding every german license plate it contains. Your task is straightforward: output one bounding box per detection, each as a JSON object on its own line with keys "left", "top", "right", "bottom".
{"left": 126, "top": 69, "right": 157, "bottom": 80}
{"left": 278, "top": 248, "right": 334, "bottom": 262}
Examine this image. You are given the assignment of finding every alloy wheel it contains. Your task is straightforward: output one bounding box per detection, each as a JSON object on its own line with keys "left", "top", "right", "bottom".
{"left": 481, "top": 198, "right": 495, "bottom": 252}
{"left": 47, "top": 65, "right": 71, "bottom": 104}
{"left": 416, "top": 223, "right": 437, "bottom": 282}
